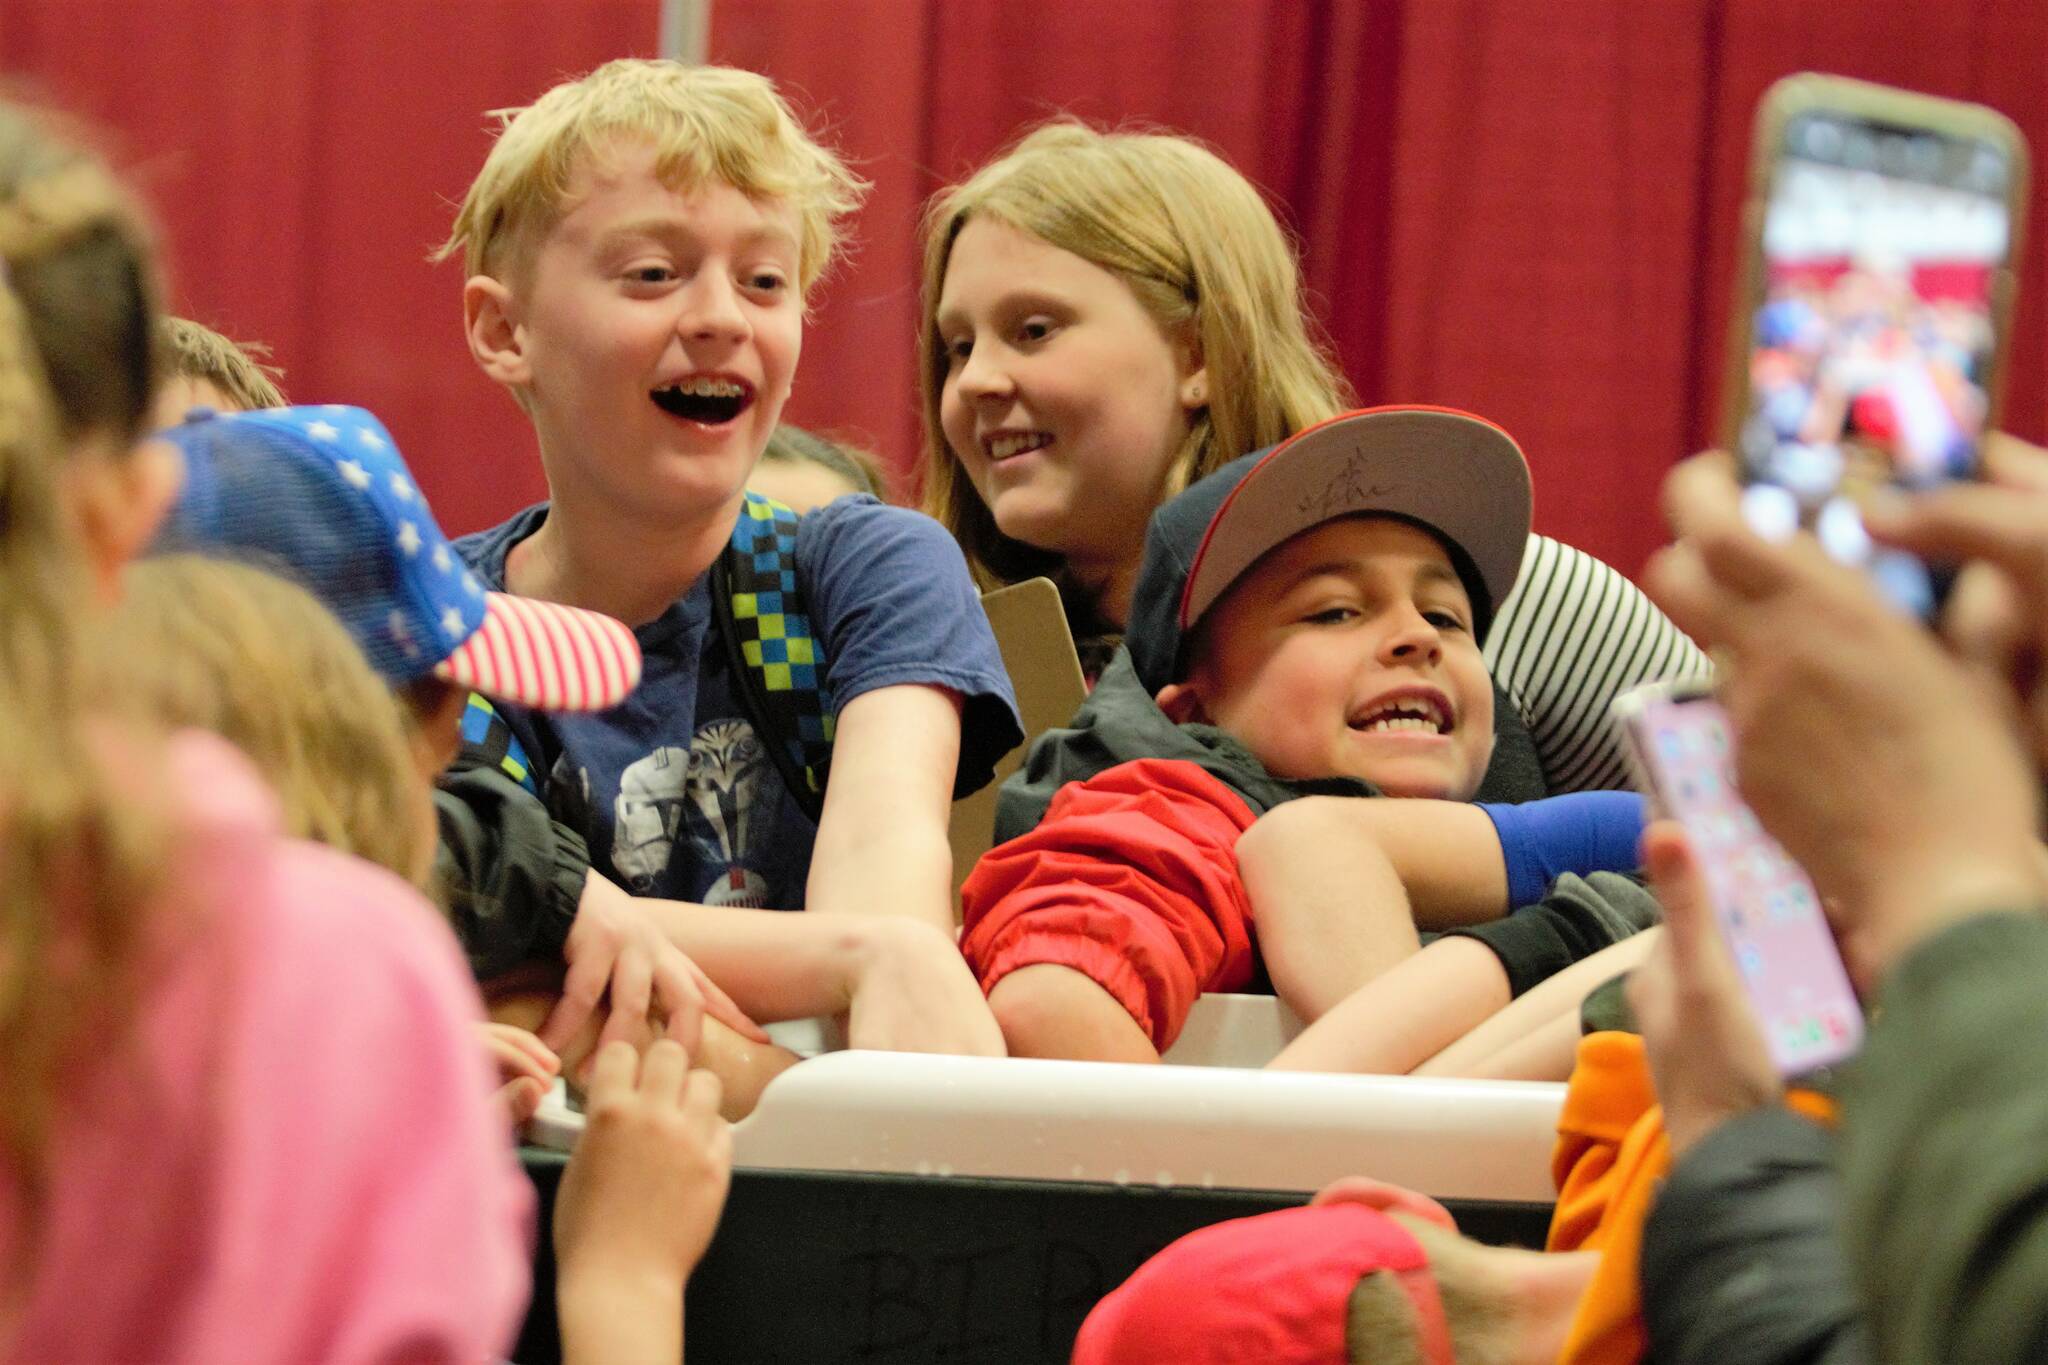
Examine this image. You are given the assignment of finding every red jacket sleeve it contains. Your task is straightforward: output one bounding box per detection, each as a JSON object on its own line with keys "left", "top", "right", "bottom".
{"left": 960, "top": 759, "right": 1260, "bottom": 1050}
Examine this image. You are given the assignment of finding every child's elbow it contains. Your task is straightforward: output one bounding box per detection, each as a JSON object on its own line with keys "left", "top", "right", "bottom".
{"left": 1237, "top": 796, "right": 1374, "bottom": 874}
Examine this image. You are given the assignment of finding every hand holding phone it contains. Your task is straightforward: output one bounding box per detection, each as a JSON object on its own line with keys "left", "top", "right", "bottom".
{"left": 1725, "top": 74, "right": 2029, "bottom": 617}
{"left": 1628, "top": 822, "right": 1784, "bottom": 1157}
{"left": 1613, "top": 682, "right": 1862, "bottom": 1078}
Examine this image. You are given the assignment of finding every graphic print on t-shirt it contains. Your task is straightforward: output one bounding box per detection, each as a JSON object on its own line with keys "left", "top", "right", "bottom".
{"left": 679, "top": 718, "right": 772, "bottom": 907}
{"left": 457, "top": 494, "right": 1022, "bottom": 910}
{"left": 602, "top": 721, "right": 774, "bottom": 903}
{"left": 612, "top": 746, "right": 692, "bottom": 892}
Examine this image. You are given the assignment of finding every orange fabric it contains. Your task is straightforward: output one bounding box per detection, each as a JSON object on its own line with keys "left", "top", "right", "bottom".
{"left": 1544, "top": 1034, "right": 1841, "bottom": 1365}
{"left": 1546, "top": 1033, "right": 1664, "bottom": 1365}
{"left": 1547, "top": 1032, "right": 1660, "bottom": 1256}
{"left": 959, "top": 759, "right": 1260, "bottom": 1050}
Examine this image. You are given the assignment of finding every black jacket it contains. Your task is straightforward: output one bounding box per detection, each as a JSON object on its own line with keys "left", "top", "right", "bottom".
{"left": 1641, "top": 1107, "right": 1869, "bottom": 1364}
{"left": 433, "top": 761, "right": 591, "bottom": 981}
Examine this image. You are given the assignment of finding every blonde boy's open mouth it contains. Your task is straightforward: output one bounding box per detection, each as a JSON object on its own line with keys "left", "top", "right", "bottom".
{"left": 652, "top": 373, "right": 753, "bottom": 426}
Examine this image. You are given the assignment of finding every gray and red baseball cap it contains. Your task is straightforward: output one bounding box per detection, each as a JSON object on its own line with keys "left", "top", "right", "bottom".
{"left": 1125, "top": 405, "right": 1533, "bottom": 694}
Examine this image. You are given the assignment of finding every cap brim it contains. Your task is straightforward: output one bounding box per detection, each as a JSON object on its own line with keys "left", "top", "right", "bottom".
{"left": 1181, "top": 406, "right": 1532, "bottom": 632}
{"left": 433, "top": 592, "right": 642, "bottom": 712}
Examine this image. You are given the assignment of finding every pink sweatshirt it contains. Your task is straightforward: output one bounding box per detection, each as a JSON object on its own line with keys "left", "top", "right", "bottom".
{"left": 1, "top": 732, "right": 532, "bottom": 1363}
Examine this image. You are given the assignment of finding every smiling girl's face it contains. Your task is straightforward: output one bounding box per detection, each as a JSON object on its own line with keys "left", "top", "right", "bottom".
{"left": 934, "top": 217, "right": 1207, "bottom": 605}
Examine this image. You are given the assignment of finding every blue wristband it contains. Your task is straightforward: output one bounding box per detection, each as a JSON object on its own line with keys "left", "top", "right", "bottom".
{"left": 1476, "top": 791, "right": 1649, "bottom": 908}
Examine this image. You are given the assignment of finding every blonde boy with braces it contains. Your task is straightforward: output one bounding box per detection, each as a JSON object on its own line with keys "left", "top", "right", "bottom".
{"left": 437, "top": 61, "right": 1021, "bottom": 1057}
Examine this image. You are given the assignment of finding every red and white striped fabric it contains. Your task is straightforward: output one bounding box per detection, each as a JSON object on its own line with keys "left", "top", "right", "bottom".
{"left": 434, "top": 591, "right": 642, "bottom": 713}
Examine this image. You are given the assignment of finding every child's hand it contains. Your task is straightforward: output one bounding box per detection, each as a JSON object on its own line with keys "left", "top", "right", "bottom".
{"left": 1866, "top": 432, "right": 2048, "bottom": 779}
{"left": 845, "top": 919, "right": 1006, "bottom": 1057}
{"left": 554, "top": 1039, "right": 732, "bottom": 1301}
{"left": 1629, "top": 822, "right": 1780, "bottom": 1158}
{"left": 478, "top": 1022, "right": 559, "bottom": 1126}
{"left": 1309, "top": 1175, "right": 1460, "bottom": 1232}
{"left": 548, "top": 871, "right": 771, "bottom": 1056}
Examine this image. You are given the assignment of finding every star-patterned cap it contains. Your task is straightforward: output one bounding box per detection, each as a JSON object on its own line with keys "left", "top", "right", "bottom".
{"left": 155, "top": 405, "right": 641, "bottom": 712}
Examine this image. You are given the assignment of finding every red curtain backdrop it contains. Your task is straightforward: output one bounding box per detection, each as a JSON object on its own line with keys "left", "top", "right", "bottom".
{"left": 3, "top": 0, "right": 2041, "bottom": 575}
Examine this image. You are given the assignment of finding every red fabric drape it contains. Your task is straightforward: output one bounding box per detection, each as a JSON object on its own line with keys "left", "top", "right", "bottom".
{"left": 4, "top": 0, "right": 2041, "bottom": 575}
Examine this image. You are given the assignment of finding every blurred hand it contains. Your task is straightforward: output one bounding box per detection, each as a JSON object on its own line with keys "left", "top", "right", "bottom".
{"left": 478, "top": 1021, "right": 559, "bottom": 1127}
{"left": 545, "top": 872, "right": 770, "bottom": 1055}
{"left": 1864, "top": 433, "right": 2048, "bottom": 775}
{"left": 1629, "top": 823, "right": 1779, "bottom": 1157}
{"left": 1649, "top": 451, "right": 2043, "bottom": 982}
{"left": 554, "top": 1039, "right": 732, "bottom": 1298}
{"left": 845, "top": 919, "right": 1007, "bottom": 1057}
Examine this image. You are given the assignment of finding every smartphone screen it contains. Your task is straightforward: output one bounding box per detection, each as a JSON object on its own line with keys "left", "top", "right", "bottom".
{"left": 1738, "top": 107, "right": 2018, "bottom": 616}
{"left": 1624, "top": 691, "right": 1863, "bottom": 1078}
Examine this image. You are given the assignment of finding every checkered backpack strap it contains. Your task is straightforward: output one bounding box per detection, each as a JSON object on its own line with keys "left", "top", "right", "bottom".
{"left": 456, "top": 692, "right": 541, "bottom": 796}
{"left": 710, "top": 492, "right": 836, "bottom": 821}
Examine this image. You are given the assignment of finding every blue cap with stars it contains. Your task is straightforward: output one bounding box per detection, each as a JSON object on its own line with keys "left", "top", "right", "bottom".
{"left": 155, "top": 405, "right": 641, "bottom": 712}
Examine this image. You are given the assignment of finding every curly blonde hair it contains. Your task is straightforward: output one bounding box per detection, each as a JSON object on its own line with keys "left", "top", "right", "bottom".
{"left": 918, "top": 120, "right": 1350, "bottom": 654}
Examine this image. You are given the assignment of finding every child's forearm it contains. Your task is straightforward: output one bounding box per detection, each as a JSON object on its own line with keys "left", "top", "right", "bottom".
{"left": 805, "top": 816, "right": 956, "bottom": 933}
{"left": 1423, "top": 1010, "right": 1583, "bottom": 1082}
{"left": 1414, "top": 929, "right": 1660, "bottom": 1080}
{"left": 1267, "top": 936, "right": 1513, "bottom": 1074}
{"left": 638, "top": 888, "right": 1002, "bottom": 1057}
{"left": 802, "top": 684, "right": 962, "bottom": 933}
{"left": 559, "top": 1267, "right": 683, "bottom": 1365}
{"left": 633, "top": 897, "right": 902, "bottom": 1022}
{"left": 695, "top": 1016, "right": 800, "bottom": 1121}
{"left": 1238, "top": 799, "right": 1425, "bottom": 1020}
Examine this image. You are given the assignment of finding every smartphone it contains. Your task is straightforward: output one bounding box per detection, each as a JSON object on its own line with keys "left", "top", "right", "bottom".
{"left": 1723, "top": 74, "right": 2030, "bottom": 618}
{"left": 1612, "top": 681, "right": 1863, "bottom": 1079}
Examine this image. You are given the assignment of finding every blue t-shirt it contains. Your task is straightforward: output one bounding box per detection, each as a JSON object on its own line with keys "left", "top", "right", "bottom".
{"left": 455, "top": 495, "right": 1022, "bottom": 908}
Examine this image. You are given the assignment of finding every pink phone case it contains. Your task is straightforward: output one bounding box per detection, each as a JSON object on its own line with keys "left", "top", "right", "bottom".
{"left": 1624, "top": 691, "right": 1863, "bottom": 1077}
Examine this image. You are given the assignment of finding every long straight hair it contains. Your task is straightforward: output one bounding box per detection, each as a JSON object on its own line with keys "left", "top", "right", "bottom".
{"left": 918, "top": 120, "right": 1352, "bottom": 658}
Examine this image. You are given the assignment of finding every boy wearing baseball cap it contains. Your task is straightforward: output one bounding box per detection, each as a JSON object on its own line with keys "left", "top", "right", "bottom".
{"left": 152, "top": 404, "right": 657, "bottom": 972}
{"left": 961, "top": 406, "right": 1657, "bottom": 1066}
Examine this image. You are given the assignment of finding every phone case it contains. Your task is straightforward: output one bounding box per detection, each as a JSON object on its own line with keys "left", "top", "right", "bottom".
{"left": 1720, "top": 72, "right": 2031, "bottom": 454}
{"left": 1612, "top": 681, "right": 1863, "bottom": 1079}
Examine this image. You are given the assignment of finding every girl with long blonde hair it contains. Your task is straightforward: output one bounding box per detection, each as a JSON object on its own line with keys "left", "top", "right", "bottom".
{"left": 920, "top": 120, "right": 1709, "bottom": 790}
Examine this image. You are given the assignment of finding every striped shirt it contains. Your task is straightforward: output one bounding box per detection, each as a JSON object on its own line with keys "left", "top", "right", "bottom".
{"left": 1486, "top": 535, "right": 1714, "bottom": 793}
